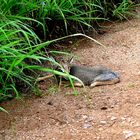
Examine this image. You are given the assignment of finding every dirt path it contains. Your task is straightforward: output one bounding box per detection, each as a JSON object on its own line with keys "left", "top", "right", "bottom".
{"left": 0, "top": 19, "right": 140, "bottom": 140}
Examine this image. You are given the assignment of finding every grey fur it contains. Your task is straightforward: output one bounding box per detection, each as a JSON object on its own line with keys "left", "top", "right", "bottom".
{"left": 69, "top": 65, "right": 120, "bottom": 86}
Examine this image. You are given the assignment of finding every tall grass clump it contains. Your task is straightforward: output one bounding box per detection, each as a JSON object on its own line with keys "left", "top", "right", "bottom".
{"left": 1, "top": 0, "right": 139, "bottom": 38}
{"left": 0, "top": 18, "right": 41, "bottom": 101}
{"left": 10, "top": 0, "right": 138, "bottom": 38}
{"left": 113, "top": 0, "right": 140, "bottom": 20}
{"left": 0, "top": 17, "right": 83, "bottom": 102}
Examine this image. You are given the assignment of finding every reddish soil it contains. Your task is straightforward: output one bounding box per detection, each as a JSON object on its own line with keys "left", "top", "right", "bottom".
{"left": 0, "top": 18, "right": 140, "bottom": 140}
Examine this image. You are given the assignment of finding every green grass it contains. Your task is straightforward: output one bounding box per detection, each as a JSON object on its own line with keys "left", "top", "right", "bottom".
{"left": 113, "top": 0, "right": 140, "bottom": 20}
{"left": 0, "top": 19, "right": 41, "bottom": 101}
{"left": 0, "top": 0, "right": 139, "bottom": 112}
{"left": 0, "top": 21, "right": 85, "bottom": 103}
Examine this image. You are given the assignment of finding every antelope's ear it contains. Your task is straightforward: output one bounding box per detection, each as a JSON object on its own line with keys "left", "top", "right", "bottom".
{"left": 62, "top": 63, "right": 69, "bottom": 72}
{"left": 68, "top": 56, "right": 74, "bottom": 64}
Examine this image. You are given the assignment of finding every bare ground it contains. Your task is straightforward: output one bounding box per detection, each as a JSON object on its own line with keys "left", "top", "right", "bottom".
{"left": 0, "top": 19, "right": 140, "bottom": 140}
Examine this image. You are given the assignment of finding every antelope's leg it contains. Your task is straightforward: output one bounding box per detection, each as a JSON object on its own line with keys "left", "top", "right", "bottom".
{"left": 90, "top": 73, "right": 120, "bottom": 88}
{"left": 74, "top": 82, "right": 84, "bottom": 87}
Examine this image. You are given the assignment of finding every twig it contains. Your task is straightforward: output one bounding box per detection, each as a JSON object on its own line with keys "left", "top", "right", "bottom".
{"left": 37, "top": 74, "right": 54, "bottom": 82}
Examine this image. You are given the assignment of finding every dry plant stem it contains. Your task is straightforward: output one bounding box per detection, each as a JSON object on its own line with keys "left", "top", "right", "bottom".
{"left": 70, "top": 33, "right": 107, "bottom": 49}
{"left": 58, "top": 77, "right": 62, "bottom": 90}
{"left": 37, "top": 74, "right": 54, "bottom": 82}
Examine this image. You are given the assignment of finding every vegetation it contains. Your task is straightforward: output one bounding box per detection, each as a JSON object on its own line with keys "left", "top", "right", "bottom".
{"left": 0, "top": 0, "right": 139, "bottom": 106}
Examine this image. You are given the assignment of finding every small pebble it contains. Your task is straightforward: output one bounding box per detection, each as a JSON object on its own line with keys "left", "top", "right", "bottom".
{"left": 136, "top": 103, "right": 140, "bottom": 107}
{"left": 137, "top": 71, "right": 140, "bottom": 76}
{"left": 85, "top": 117, "right": 94, "bottom": 123}
{"left": 110, "top": 116, "right": 117, "bottom": 121}
{"left": 68, "top": 41, "right": 73, "bottom": 44}
{"left": 82, "top": 115, "right": 88, "bottom": 120}
{"left": 134, "top": 122, "right": 140, "bottom": 127}
{"left": 82, "top": 123, "right": 92, "bottom": 129}
{"left": 73, "top": 47, "right": 77, "bottom": 50}
{"left": 123, "top": 130, "right": 134, "bottom": 139}
{"left": 100, "top": 121, "right": 107, "bottom": 125}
